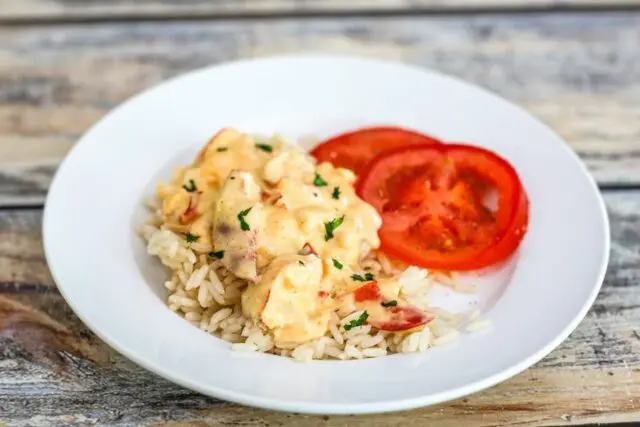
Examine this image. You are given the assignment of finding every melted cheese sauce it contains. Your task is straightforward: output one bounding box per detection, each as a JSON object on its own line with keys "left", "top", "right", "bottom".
{"left": 157, "top": 128, "right": 384, "bottom": 343}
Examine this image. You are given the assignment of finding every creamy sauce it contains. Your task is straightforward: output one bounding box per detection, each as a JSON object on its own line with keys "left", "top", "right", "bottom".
{"left": 157, "top": 128, "right": 386, "bottom": 343}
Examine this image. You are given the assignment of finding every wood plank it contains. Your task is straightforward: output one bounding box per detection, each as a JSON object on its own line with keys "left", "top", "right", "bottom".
{"left": 1, "top": 0, "right": 639, "bottom": 22}
{"left": 0, "top": 190, "right": 638, "bottom": 426}
{"left": 1, "top": 12, "right": 640, "bottom": 207}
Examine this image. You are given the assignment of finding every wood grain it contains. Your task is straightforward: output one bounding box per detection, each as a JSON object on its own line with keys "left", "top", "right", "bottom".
{"left": 1, "top": 12, "right": 640, "bottom": 207}
{"left": 0, "top": 190, "right": 638, "bottom": 426}
{"left": 1, "top": 0, "right": 638, "bottom": 22}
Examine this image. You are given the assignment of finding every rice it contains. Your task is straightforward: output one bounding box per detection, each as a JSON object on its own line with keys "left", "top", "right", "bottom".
{"left": 433, "top": 330, "right": 460, "bottom": 346}
{"left": 329, "top": 315, "right": 345, "bottom": 345}
{"left": 362, "top": 348, "right": 387, "bottom": 358}
{"left": 143, "top": 217, "right": 481, "bottom": 361}
{"left": 186, "top": 265, "right": 208, "bottom": 290}
{"left": 164, "top": 280, "right": 177, "bottom": 292}
{"left": 324, "top": 345, "right": 345, "bottom": 359}
{"left": 292, "top": 344, "right": 315, "bottom": 362}
{"left": 231, "top": 343, "right": 258, "bottom": 353}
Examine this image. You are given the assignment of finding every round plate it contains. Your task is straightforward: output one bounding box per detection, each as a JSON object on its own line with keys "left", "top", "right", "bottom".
{"left": 43, "top": 55, "right": 609, "bottom": 415}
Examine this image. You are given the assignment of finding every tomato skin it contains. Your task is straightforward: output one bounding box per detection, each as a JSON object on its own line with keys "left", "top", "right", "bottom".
{"left": 311, "top": 126, "right": 441, "bottom": 174}
{"left": 465, "top": 191, "right": 529, "bottom": 269}
{"left": 357, "top": 144, "right": 528, "bottom": 271}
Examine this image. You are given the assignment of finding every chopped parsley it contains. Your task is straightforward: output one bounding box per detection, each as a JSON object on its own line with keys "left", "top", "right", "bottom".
{"left": 332, "top": 186, "right": 341, "bottom": 200}
{"left": 332, "top": 258, "right": 343, "bottom": 270}
{"left": 182, "top": 179, "right": 197, "bottom": 192}
{"left": 298, "top": 260, "right": 305, "bottom": 266}
{"left": 237, "top": 207, "right": 252, "bottom": 231}
{"left": 216, "top": 147, "right": 228, "bottom": 152}
{"left": 209, "top": 250, "right": 224, "bottom": 259}
{"left": 256, "top": 143, "right": 273, "bottom": 153}
{"left": 185, "top": 233, "right": 199, "bottom": 243}
{"left": 352, "top": 272, "right": 375, "bottom": 282}
{"left": 324, "top": 215, "right": 344, "bottom": 241}
{"left": 313, "top": 173, "right": 328, "bottom": 187}
{"left": 344, "top": 311, "right": 369, "bottom": 331}
{"left": 381, "top": 300, "right": 398, "bottom": 307}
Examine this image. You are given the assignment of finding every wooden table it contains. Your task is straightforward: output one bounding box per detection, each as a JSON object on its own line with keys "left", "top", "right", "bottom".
{"left": 1, "top": 1, "right": 639, "bottom": 426}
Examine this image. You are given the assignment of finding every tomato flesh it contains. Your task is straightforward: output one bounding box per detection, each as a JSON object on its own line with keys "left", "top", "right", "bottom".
{"left": 351, "top": 282, "right": 433, "bottom": 331}
{"left": 311, "top": 126, "right": 441, "bottom": 174}
{"left": 372, "top": 306, "right": 434, "bottom": 332}
{"left": 357, "top": 144, "right": 528, "bottom": 271}
{"left": 353, "top": 281, "right": 382, "bottom": 302}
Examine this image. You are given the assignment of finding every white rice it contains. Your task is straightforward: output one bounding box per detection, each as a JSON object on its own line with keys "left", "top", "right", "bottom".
{"left": 142, "top": 209, "right": 485, "bottom": 361}
{"left": 231, "top": 343, "right": 258, "bottom": 353}
{"left": 466, "top": 319, "right": 492, "bottom": 332}
{"left": 291, "top": 344, "right": 315, "bottom": 362}
{"left": 433, "top": 330, "right": 460, "bottom": 346}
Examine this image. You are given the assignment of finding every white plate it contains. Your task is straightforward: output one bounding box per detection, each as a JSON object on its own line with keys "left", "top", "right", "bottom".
{"left": 43, "top": 54, "right": 609, "bottom": 415}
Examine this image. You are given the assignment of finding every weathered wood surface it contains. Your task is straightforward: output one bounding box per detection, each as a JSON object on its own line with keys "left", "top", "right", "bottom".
{"left": 0, "top": 190, "right": 638, "bottom": 426}
{"left": 1, "top": 0, "right": 639, "bottom": 22}
{"left": 1, "top": 12, "right": 640, "bottom": 207}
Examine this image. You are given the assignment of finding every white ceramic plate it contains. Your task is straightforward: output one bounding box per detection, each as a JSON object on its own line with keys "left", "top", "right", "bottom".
{"left": 43, "top": 55, "right": 609, "bottom": 415}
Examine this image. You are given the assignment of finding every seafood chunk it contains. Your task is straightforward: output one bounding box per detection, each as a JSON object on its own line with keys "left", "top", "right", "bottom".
{"left": 213, "top": 171, "right": 262, "bottom": 281}
{"left": 242, "top": 255, "right": 331, "bottom": 343}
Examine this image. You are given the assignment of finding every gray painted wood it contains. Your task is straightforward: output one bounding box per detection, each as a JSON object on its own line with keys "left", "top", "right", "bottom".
{"left": 1, "top": 12, "right": 640, "bottom": 207}
{"left": 0, "top": 190, "right": 638, "bottom": 426}
{"left": 1, "top": 0, "right": 637, "bottom": 21}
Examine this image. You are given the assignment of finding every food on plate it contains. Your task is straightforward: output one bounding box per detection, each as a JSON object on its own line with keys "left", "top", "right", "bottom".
{"left": 310, "top": 126, "right": 441, "bottom": 174}
{"left": 141, "top": 126, "right": 524, "bottom": 361}
{"left": 356, "top": 143, "right": 529, "bottom": 271}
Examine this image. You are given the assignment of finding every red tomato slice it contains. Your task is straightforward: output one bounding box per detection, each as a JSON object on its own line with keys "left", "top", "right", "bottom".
{"left": 351, "top": 282, "right": 433, "bottom": 331}
{"left": 371, "top": 306, "right": 434, "bottom": 332}
{"left": 353, "top": 281, "right": 382, "bottom": 302}
{"left": 356, "top": 144, "right": 528, "bottom": 271}
{"left": 179, "top": 193, "right": 200, "bottom": 224}
{"left": 468, "top": 190, "right": 529, "bottom": 269}
{"left": 310, "top": 126, "right": 441, "bottom": 174}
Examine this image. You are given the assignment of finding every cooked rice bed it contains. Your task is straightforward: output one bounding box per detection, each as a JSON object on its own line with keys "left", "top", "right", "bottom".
{"left": 142, "top": 222, "right": 469, "bottom": 362}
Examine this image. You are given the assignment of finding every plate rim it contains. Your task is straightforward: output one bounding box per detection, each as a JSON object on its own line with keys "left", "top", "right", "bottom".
{"left": 43, "top": 53, "right": 611, "bottom": 415}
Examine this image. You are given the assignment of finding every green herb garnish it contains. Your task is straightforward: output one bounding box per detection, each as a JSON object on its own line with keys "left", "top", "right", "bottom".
{"left": 237, "top": 207, "right": 252, "bottom": 231}
{"left": 298, "top": 260, "right": 305, "bottom": 266}
{"left": 352, "top": 272, "right": 375, "bottom": 282}
{"left": 209, "top": 250, "right": 224, "bottom": 259}
{"left": 185, "top": 233, "right": 199, "bottom": 243}
{"left": 313, "top": 173, "right": 328, "bottom": 187}
{"left": 183, "top": 179, "right": 197, "bottom": 192}
{"left": 332, "top": 186, "right": 341, "bottom": 200}
{"left": 216, "top": 147, "right": 228, "bottom": 152}
{"left": 332, "top": 258, "right": 343, "bottom": 270}
{"left": 324, "top": 215, "right": 344, "bottom": 241}
{"left": 256, "top": 143, "right": 273, "bottom": 153}
{"left": 344, "top": 311, "right": 369, "bottom": 331}
{"left": 381, "top": 300, "right": 398, "bottom": 307}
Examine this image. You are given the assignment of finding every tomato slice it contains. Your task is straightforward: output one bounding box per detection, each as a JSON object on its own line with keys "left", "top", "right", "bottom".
{"left": 356, "top": 144, "right": 528, "bottom": 271}
{"left": 372, "top": 305, "right": 434, "bottom": 332}
{"left": 351, "top": 282, "right": 433, "bottom": 331}
{"left": 310, "top": 126, "right": 441, "bottom": 174}
{"left": 353, "top": 281, "right": 382, "bottom": 302}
